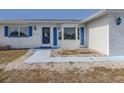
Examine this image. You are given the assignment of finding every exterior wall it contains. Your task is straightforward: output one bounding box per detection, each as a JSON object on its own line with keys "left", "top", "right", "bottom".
{"left": 0, "top": 23, "right": 83, "bottom": 49}
{"left": 86, "top": 15, "right": 109, "bottom": 55}
{"left": 58, "top": 24, "right": 81, "bottom": 48}
{"left": 0, "top": 25, "right": 41, "bottom": 48}
{"left": 109, "top": 13, "right": 124, "bottom": 56}
{"left": 0, "top": 24, "right": 57, "bottom": 48}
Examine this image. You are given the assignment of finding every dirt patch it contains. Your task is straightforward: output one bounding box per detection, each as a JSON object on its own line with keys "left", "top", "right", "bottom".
{"left": 50, "top": 48, "right": 105, "bottom": 57}
{"left": 0, "top": 50, "right": 28, "bottom": 64}
{"left": 1, "top": 67, "right": 124, "bottom": 83}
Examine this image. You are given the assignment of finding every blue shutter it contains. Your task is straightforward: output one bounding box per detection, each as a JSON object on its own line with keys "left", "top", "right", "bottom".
{"left": 53, "top": 27, "right": 57, "bottom": 47}
{"left": 4, "top": 26, "right": 8, "bottom": 37}
{"left": 29, "top": 26, "right": 32, "bottom": 36}
{"left": 80, "top": 27, "right": 84, "bottom": 45}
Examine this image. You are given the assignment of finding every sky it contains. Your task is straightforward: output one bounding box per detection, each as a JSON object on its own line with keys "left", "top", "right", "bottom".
{"left": 0, "top": 9, "right": 100, "bottom": 20}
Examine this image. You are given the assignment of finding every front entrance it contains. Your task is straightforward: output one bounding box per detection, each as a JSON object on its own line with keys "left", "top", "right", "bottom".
{"left": 42, "top": 27, "right": 50, "bottom": 46}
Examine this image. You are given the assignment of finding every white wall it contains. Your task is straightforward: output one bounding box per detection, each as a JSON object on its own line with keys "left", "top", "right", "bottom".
{"left": 58, "top": 40, "right": 80, "bottom": 48}
{"left": 0, "top": 23, "right": 82, "bottom": 49}
{"left": 109, "top": 13, "right": 124, "bottom": 56}
{"left": 0, "top": 25, "right": 41, "bottom": 48}
{"left": 0, "top": 24, "right": 58, "bottom": 48}
{"left": 58, "top": 24, "right": 81, "bottom": 48}
{"left": 86, "top": 15, "right": 109, "bottom": 55}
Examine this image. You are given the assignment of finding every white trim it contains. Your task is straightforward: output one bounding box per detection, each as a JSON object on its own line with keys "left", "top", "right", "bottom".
{"left": 63, "top": 27, "right": 77, "bottom": 40}
{"left": 8, "top": 25, "right": 29, "bottom": 37}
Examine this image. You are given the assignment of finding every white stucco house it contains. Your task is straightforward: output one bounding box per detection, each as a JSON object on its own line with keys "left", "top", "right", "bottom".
{"left": 0, "top": 9, "right": 124, "bottom": 56}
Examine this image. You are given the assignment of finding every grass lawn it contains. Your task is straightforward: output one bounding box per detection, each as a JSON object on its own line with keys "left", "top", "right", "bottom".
{"left": 0, "top": 67, "right": 124, "bottom": 83}
{"left": 0, "top": 50, "right": 28, "bottom": 64}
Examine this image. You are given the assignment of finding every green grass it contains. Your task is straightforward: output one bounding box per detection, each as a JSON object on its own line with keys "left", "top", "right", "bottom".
{"left": 0, "top": 50, "right": 27, "bottom": 64}
{"left": 0, "top": 67, "right": 124, "bottom": 83}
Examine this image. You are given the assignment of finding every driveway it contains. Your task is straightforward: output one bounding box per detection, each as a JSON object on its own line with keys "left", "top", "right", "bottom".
{"left": 23, "top": 49, "right": 124, "bottom": 64}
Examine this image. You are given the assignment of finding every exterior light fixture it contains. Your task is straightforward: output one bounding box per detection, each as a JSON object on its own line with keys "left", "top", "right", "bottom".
{"left": 34, "top": 26, "right": 37, "bottom": 30}
{"left": 116, "top": 17, "right": 122, "bottom": 25}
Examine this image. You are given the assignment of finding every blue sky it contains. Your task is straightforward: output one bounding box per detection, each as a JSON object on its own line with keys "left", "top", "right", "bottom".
{"left": 0, "top": 9, "right": 100, "bottom": 20}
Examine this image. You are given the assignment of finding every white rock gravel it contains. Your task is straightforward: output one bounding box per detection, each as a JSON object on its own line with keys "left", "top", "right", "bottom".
{"left": 4, "top": 61, "right": 124, "bottom": 73}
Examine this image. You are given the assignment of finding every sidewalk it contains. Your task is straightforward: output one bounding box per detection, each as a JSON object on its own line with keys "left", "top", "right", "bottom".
{"left": 23, "top": 49, "right": 124, "bottom": 64}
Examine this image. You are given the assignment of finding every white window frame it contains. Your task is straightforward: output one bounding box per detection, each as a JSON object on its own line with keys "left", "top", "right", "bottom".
{"left": 64, "top": 27, "right": 76, "bottom": 40}
{"left": 8, "top": 25, "right": 29, "bottom": 37}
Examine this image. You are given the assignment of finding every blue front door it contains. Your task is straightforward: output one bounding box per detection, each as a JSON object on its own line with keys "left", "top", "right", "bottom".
{"left": 80, "top": 27, "right": 84, "bottom": 45}
{"left": 53, "top": 27, "right": 57, "bottom": 47}
{"left": 42, "top": 27, "right": 50, "bottom": 44}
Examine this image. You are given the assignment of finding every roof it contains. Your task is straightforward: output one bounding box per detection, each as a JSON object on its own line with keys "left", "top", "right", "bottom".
{"left": 0, "top": 19, "right": 81, "bottom": 24}
{"left": 81, "top": 9, "right": 107, "bottom": 23}
{"left": 0, "top": 9, "right": 124, "bottom": 24}
{"left": 81, "top": 9, "right": 124, "bottom": 23}
{"left": 23, "top": 19, "right": 81, "bottom": 21}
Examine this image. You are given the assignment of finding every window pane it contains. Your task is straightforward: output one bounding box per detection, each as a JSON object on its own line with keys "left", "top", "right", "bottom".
{"left": 59, "top": 31, "right": 62, "bottom": 40}
{"left": 20, "top": 27, "right": 29, "bottom": 37}
{"left": 78, "top": 28, "right": 80, "bottom": 40}
{"left": 10, "top": 26, "right": 19, "bottom": 37}
{"left": 64, "top": 27, "right": 75, "bottom": 40}
{"left": 58, "top": 28, "right": 62, "bottom": 40}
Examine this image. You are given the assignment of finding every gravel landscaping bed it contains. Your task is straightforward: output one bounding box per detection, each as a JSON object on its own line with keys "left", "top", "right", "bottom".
{"left": 2, "top": 66, "right": 124, "bottom": 83}
{"left": 1, "top": 59, "right": 124, "bottom": 82}
{"left": 4, "top": 61, "right": 124, "bottom": 73}
{"left": 50, "top": 48, "right": 105, "bottom": 57}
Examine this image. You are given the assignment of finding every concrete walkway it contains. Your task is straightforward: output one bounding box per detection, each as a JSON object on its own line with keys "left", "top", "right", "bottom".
{"left": 24, "top": 49, "right": 51, "bottom": 62}
{"left": 23, "top": 49, "right": 124, "bottom": 64}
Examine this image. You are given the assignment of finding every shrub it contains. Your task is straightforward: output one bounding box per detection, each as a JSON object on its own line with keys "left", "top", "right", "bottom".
{"left": 0, "top": 45, "right": 11, "bottom": 50}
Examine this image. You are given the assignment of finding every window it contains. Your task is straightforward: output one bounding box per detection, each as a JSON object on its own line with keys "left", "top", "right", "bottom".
{"left": 64, "top": 27, "right": 76, "bottom": 40}
{"left": 58, "top": 27, "right": 62, "bottom": 40}
{"left": 20, "top": 27, "right": 29, "bottom": 37}
{"left": 78, "top": 28, "right": 80, "bottom": 40}
{"left": 9, "top": 26, "right": 29, "bottom": 37}
{"left": 10, "top": 26, "right": 18, "bottom": 37}
{"left": 59, "top": 31, "right": 62, "bottom": 40}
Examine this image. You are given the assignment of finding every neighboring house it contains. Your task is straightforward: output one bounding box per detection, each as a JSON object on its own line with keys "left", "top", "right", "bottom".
{"left": 0, "top": 9, "right": 124, "bottom": 56}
